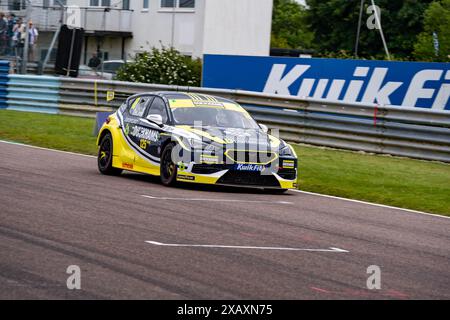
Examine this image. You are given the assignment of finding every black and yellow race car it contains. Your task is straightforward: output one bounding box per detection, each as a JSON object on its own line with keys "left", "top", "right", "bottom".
{"left": 97, "top": 92, "right": 298, "bottom": 192}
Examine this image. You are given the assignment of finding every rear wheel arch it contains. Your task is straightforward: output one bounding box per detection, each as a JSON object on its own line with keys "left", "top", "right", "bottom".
{"left": 98, "top": 131, "right": 122, "bottom": 176}
{"left": 97, "top": 129, "right": 111, "bottom": 146}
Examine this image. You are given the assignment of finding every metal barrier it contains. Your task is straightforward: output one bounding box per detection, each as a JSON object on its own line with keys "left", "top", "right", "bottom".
{"left": 7, "top": 75, "right": 60, "bottom": 114}
{"left": 5, "top": 76, "right": 450, "bottom": 162}
{"left": 0, "top": 61, "right": 9, "bottom": 109}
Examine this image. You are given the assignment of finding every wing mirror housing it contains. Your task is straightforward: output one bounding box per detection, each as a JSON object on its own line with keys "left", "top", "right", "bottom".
{"left": 259, "top": 123, "right": 269, "bottom": 133}
{"left": 146, "top": 114, "right": 164, "bottom": 127}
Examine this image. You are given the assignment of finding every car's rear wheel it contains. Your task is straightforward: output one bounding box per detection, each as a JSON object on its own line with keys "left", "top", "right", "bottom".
{"left": 98, "top": 132, "right": 122, "bottom": 176}
{"left": 160, "top": 143, "right": 177, "bottom": 186}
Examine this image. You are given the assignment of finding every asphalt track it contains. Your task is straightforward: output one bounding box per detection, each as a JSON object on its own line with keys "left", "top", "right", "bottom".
{"left": 0, "top": 140, "right": 449, "bottom": 300}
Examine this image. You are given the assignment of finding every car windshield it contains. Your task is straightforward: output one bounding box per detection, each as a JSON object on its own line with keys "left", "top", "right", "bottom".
{"left": 100, "top": 62, "right": 123, "bottom": 73}
{"left": 171, "top": 107, "right": 259, "bottom": 129}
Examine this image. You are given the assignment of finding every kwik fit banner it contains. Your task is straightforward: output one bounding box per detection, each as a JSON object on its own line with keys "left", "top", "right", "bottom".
{"left": 202, "top": 55, "right": 450, "bottom": 110}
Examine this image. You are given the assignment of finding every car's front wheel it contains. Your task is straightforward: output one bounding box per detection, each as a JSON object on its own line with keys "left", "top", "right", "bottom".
{"left": 160, "top": 143, "right": 177, "bottom": 186}
{"left": 98, "top": 132, "right": 122, "bottom": 176}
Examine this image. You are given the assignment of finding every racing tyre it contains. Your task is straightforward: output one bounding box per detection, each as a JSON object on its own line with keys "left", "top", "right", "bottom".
{"left": 98, "top": 132, "right": 122, "bottom": 176}
{"left": 160, "top": 143, "right": 178, "bottom": 186}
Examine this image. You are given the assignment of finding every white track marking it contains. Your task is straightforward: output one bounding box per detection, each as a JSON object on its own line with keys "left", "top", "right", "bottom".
{"left": 142, "top": 195, "right": 292, "bottom": 204}
{"left": 0, "top": 140, "right": 96, "bottom": 158}
{"left": 146, "top": 241, "right": 349, "bottom": 253}
{"left": 291, "top": 189, "right": 450, "bottom": 220}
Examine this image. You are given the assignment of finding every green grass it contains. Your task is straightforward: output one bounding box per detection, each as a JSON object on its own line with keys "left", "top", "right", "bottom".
{"left": 1, "top": 109, "right": 449, "bottom": 216}
{"left": 0, "top": 110, "right": 98, "bottom": 155}
{"left": 292, "top": 145, "right": 450, "bottom": 216}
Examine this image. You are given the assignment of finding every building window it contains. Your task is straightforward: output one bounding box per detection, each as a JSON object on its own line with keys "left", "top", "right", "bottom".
{"left": 143, "top": 0, "right": 149, "bottom": 9}
{"left": 161, "top": 0, "right": 175, "bottom": 8}
{"left": 8, "top": 0, "right": 22, "bottom": 10}
{"left": 123, "top": 0, "right": 130, "bottom": 10}
{"left": 179, "top": 0, "right": 195, "bottom": 8}
{"left": 161, "top": 0, "right": 195, "bottom": 9}
{"left": 90, "top": 0, "right": 111, "bottom": 7}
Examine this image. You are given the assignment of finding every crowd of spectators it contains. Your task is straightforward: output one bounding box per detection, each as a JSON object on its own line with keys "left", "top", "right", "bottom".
{"left": 0, "top": 12, "right": 38, "bottom": 61}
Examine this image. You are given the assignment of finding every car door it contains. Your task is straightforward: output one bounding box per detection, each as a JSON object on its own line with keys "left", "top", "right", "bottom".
{"left": 130, "top": 96, "right": 170, "bottom": 171}
{"left": 121, "top": 96, "right": 152, "bottom": 167}
{"left": 139, "top": 96, "right": 170, "bottom": 159}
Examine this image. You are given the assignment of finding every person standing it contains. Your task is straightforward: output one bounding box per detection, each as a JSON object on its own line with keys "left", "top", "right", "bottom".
{"left": 28, "top": 20, "right": 38, "bottom": 62}
{"left": 88, "top": 52, "right": 101, "bottom": 68}
{"left": 7, "top": 14, "right": 16, "bottom": 56}
{"left": 0, "top": 13, "right": 7, "bottom": 55}
{"left": 12, "top": 18, "right": 26, "bottom": 59}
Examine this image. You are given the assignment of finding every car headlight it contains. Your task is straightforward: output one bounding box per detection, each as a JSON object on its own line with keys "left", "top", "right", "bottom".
{"left": 279, "top": 144, "right": 295, "bottom": 157}
{"left": 187, "top": 137, "right": 221, "bottom": 153}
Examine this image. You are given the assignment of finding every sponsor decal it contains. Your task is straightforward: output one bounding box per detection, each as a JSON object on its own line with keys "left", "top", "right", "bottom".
{"left": 200, "top": 154, "right": 219, "bottom": 164}
{"left": 193, "top": 100, "right": 224, "bottom": 107}
{"left": 177, "top": 174, "right": 195, "bottom": 181}
{"left": 203, "top": 55, "right": 450, "bottom": 110}
{"left": 124, "top": 123, "right": 130, "bottom": 135}
{"left": 130, "top": 125, "right": 160, "bottom": 142}
{"left": 234, "top": 164, "right": 264, "bottom": 172}
{"left": 282, "top": 160, "right": 295, "bottom": 168}
{"left": 122, "top": 162, "right": 133, "bottom": 169}
{"left": 139, "top": 139, "right": 148, "bottom": 149}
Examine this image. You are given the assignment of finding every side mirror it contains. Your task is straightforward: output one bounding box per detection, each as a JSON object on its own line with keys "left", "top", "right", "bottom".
{"left": 146, "top": 114, "right": 163, "bottom": 127}
{"left": 259, "top": 123, "right": 269, "bottom": 133}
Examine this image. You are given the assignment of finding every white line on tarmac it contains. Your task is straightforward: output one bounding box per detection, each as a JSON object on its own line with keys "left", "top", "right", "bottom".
{"left": 145, "top": 241, "right": 349, "bottom": 253}
{"left": 0, "top": 140, "right": 96, "bottom": 158}
{"left": 141, "top": 195, "right": 293, "bottom": 204}
{"left": 290, "top": 189, "right": 450, "bottom": 220}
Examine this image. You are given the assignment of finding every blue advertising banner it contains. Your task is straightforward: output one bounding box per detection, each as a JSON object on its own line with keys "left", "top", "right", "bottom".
{"left": 203, "top": 55, "right": 450, "bottom": 110}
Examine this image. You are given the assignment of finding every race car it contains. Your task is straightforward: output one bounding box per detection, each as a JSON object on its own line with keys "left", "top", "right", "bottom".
{"left": 97, "top": 92, "right": 298, "bottom": 192}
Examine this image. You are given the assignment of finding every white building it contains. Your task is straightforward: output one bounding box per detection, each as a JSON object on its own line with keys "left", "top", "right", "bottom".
{"left": 1, "top": 0, "right": 273, "bottom": 63}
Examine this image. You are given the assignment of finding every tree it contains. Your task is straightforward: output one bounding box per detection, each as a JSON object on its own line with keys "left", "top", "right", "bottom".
{"left": 306, "top": 0, "right": 433, "bottom": 60}
{"left": 413, "top": 0, "right": 450, "bottom": 62}
{"left": 271, "top": 0, "right": 314, "bottom": 49}
{"left": 115, "top": 47, "right": 202, "bottom": 87}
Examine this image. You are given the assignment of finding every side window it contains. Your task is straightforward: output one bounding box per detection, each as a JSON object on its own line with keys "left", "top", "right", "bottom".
{"left": 147, "top": 97, "right": 168, "bottom": 123}
{"left": 119, "top": 102, "right": 126, "bottom": 113}
{"left": 128, "top": 97, "right": 148, "bottom": 117}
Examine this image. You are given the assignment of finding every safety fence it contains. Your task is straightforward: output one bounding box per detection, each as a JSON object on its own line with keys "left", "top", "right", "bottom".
{"left": 1, "top": 74, "right": 449, "bottom": 163}
{"left": 0, "top": 61, "right": 9, "bottom": 108}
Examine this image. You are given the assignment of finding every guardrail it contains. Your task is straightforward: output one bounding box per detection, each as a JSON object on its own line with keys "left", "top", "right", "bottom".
{"left": 5, "top": 75, "right": 450, "bottom": 163}
{"left": 7, "top": 75, "right": 60, "bottom": 114}
{"left": 0, "top": 61, "right": 8, "bottom": 108}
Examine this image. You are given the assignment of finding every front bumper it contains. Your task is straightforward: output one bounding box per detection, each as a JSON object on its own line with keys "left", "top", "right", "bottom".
{"left": 175, "top": 158, "right": 298, "bottom": 189}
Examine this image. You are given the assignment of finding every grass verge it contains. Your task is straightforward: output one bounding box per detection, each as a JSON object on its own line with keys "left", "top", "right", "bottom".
{"left": 1, "top": 109, "right": 449, "bottom": 216}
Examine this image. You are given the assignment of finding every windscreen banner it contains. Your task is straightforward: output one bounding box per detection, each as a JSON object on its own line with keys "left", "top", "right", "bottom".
{"left": 202, "top": 54, "right": 450, "bottom": 111}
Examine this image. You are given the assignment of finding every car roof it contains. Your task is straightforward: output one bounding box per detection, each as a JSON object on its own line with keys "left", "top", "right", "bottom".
{"left": 127, "top": 92, "right": 249, "bottom": 114}
{"left": 102, "top": 60, "right": 125, "bottom": 64}
{"left": 157, "top": 92, "right": 236, "bottom": 104}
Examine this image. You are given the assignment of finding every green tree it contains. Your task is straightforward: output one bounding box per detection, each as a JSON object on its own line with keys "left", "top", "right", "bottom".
{"left": 115, "top": 47, "right": 202, "bottom": 86}
{"left": 306, "top": 0, "right": 433, "bottom": 60}
{"left": 413, "top": 0, "right": 450, "bottom": 62}
{"left": 271, "top": 0, "right": 314, "bottom": 49}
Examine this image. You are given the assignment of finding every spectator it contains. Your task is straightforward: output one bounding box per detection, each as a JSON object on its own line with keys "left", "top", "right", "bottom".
{"left": 28, "top": 20, "right": 38, "bottom": 61}
{"left": 0, "top": 13, "right": 7, "bottom": 55}
{"left": 7, "top": 14, "right": 16, "bottom": 56}
{"left": 88, "top": 53, "right": 101, "bottom": 68}
{"left": 13, "top": 17, "right": 25, "bottom": 58}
